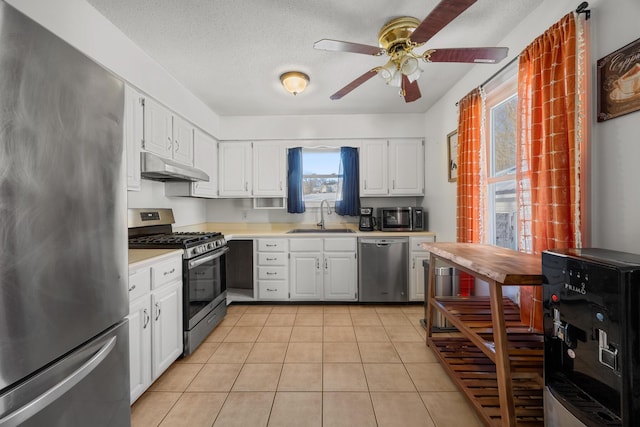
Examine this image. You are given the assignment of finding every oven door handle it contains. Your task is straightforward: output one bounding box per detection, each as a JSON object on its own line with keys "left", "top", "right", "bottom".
{"left": 188, "top": 246, "right": 229, "bottom": 269}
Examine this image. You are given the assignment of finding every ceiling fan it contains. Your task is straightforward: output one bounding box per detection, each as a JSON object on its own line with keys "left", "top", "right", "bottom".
{"left": 313, "top": 0, "right": 508, "bottom": 103}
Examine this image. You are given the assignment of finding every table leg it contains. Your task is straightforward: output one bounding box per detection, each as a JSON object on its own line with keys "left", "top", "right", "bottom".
{"left": 489, "top": 281, "right": 517, "bottom": 427}
{"left": 425, "top": 253, "right": 437, "bottom": 345}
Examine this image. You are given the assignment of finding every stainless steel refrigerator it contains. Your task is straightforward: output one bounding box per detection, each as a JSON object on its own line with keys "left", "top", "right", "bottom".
{"left": 0, "top": 2, "right": 130, "bottom": 426}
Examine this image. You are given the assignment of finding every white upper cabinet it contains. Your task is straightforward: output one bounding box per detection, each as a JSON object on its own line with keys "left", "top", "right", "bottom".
{"left": 143, "top": 97, "right": 194, "bottom": 166}
{"left": 359, "top": 140, "right": 388, "bottom": 196}
{"left": 164, "top": 129, "right": 218, "bottom": 198}
{"left": 218, "top": 141, "right": 252, "bottom": 197}
{"left": 253, "top": 142, "right": 286, "bottom": 197}
{"left": 143, "top": 97, "right": 173, "bottom": 159}
{"left": 388, "top": 139, "right": 424, "bottom": 196}
{"left": 124, "top": 85, "right": 144, "bottom": 191}
{"left": 171, "top": 116, "right": 194, "bottom": 166}
{"left": 191, "top": 130, "right": 218, "bottom": 197}
{"left": 360, "top": 139, "right": 424, "bottom": 197}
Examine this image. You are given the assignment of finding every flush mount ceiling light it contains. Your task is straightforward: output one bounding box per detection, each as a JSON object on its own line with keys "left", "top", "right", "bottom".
{"left": 280, "top": 71, "right": 309, "bottom": 96}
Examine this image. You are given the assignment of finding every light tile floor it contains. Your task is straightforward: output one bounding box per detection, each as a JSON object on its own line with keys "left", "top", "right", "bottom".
{"left": 131, "top": 304, "right": 484, "bottom": 427}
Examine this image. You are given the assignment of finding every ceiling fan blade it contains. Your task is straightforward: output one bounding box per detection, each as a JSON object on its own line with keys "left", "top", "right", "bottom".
{"left": 402, "top": 75, "right": 422, "bottom": 103}
{"left": 330, "top": 69, "right": 378, "bottom": 100}
{"left": 426, "top": 47, "right": 509, "bottom": 63}
{"left": 314, "top": 39, "right": 385, "bottom": 56}
{"left": 410, "top": 0, "right": 477, "bottom": 45}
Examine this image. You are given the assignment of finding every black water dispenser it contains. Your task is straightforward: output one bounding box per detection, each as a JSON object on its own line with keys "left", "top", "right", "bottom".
{"left": 542, "top": 248, "right": 640, "bottom": 427}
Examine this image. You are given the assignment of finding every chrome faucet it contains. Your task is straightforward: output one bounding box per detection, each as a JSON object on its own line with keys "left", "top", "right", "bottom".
{"left": 318, "top": 199, "right": 331, "bottom": 230}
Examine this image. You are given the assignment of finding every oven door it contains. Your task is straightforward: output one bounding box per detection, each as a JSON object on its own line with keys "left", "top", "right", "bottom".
{"left": 185, "top": 246, "right": 229, "bottom": 330}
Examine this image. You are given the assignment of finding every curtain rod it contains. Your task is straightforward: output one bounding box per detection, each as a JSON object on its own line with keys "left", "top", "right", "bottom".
{"left": 455, "top": 2, "right": 590, "bottom": 106}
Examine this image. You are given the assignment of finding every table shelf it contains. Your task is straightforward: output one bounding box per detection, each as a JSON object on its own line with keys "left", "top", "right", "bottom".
{"left": 423, "top": 243, "right": 543, "bottom": 427}
{"left": 430, "top": 336, "right": 544, "bottom": 427}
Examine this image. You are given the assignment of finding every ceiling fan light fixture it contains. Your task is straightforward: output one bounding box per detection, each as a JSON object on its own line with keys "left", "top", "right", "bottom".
{"left": 280, "top": 71, "right": 309, "bottom": 95}
{"left": 387, "top": 71, "right": 402, "bottom": 88}
{"left": 400, "top": 56, "right": 423, "bottom": 83}
{"left": 377, "top": 59, "right": 397, "bottom": 82}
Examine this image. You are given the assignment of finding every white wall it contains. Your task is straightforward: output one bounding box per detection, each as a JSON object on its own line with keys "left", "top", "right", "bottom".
{"left": 588, "top": 0, "right": 640, "bottom": 254}
{"left": 8, "top": 0, "right": 220, "bottom": 137}
{"left": 218, "top": 114, "right": 425, "bottom": 141}
{"left": 7, "top": 0, "right": 220, "bottom": 226}
{"left": 422, "top": 0, "right": 640, "bottom": 254}
{"left": 205, "top": 197, "right": 421, "bottom": 225}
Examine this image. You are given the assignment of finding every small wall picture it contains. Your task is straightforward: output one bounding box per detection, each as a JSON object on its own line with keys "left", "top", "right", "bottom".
{"left": 447, "top": 130, "right": 458, "bottom": 182}
{"left": 597, "top": 36, "right": 640, "bottom": 122}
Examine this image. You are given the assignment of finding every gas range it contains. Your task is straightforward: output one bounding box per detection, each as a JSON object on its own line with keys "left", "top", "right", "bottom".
{"left": 127, "top": 209, "right": 226, "bottom": 259}
{"left": 128, "top": 231, "right": 226, "bottom": 259}
{"left": 127, "top": 208, "right": 229, "bottom": 357}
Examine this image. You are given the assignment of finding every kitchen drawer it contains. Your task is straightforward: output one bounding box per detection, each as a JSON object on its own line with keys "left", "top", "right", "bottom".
{"left": 258, "top": 281, "right": 288, "bottom": 300}
{"left": 258, "top": 252, "right": 287, "bottom": 266}
{"left": 257, "top": 239, "right": 287, "bottom": 252}
{"left": 257, "top": 266, "right": 287, "bottom": 280}
{"left": 289, "top": 238, "right": 323, "bottom": 252}
{"left": 151, "top": 257, "right": 182, "bottom": 288}
{"left": 324, "top": 238, "right": 357, "bottom": 252}
{"left": 128, "top": 268, "right": 151, "bottom": 301}
{"left": 410, "top": 236, "right": 436, "bottom": 252}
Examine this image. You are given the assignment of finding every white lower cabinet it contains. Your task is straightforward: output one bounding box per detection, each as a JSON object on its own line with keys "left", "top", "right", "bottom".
{"left": 128, "top": 252, "right": 183, "bottom": 404}
{"left": 151, "top": 280, "right": 183, "bottom": 378}
{"left": 256, "top": 239, "right": 289, "bottom": 301}
{"left": 409, "top": 236, "right": 436, "bottom": 302}
{"left": 127, "top": 296, "right": 151, "bottom": 404}
{"left": 289, "top": 238, "right": 357, "bottom": 301}
{"left": 324, "top": 252, "right": 357, "bottom": 300}
{"left": 289, "top": 250, "right": 323, "bottom": 300}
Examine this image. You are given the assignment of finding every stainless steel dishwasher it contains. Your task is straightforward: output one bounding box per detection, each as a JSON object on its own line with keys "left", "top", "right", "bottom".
{"left": 358, "top": 237, "right": 409, "bottom": 302}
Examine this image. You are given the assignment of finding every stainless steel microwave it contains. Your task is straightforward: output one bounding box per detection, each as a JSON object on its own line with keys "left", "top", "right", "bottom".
{"left": 377, "top": 207, "right": 425, "bottom": 231}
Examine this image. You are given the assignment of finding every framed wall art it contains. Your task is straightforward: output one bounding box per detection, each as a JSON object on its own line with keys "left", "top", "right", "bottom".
{"left": 597, "top": 36, "right": 640, "bottom": 122}
{"left": 447, "top": 130, "right": 458, "bottom": 182}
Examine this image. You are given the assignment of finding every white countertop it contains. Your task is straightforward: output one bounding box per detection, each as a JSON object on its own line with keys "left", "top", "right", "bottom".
{"left": 128, "top": 248, "right": 183, "bottom": 266}
{"left": 128, "top": 223, "right": 435, "bottom": 265}
{"left": 174, "top": 222, "right": 436, "bottom": 239}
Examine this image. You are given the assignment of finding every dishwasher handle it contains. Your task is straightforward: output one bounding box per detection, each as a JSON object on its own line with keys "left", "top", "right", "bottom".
{"left": 359, "top": 238, "right": 408, "bottom": 246}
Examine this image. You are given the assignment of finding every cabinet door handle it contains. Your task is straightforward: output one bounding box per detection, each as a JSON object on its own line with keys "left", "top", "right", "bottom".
{"left": 266, "top": 288, "right": 277, "bottom": 292}
{"left": 155, "top": 303, "right": 161, "bottom": 321}
{"left": 128, "top": 284, "right": 136, "bottom": 292}
{"left": 412, "top": 259, "right": 415, "bottom": 269}
{"left": 316, "top": 259, "right": 320, "bottom": 270}
{"left": 364, "top": 180, "right": 367, "bottom": 190}
{"left": 266, "top": 271, "right": 277, "bottom": 276}
{"left": 325, "top": 259, "right": 328, "bottom": 270}
{"left": 266, "top": 257, "right": 277, "bottom": 261}
{"left": 167, "top": 136, "right": 172, "bottom": 150}
{"left": 143, "top": 309, "right": 150, "bottom": 329}
{"left": 245, "top": 182, "right": 248, "bottom": 191}
{"left": 164, "top": 268, "right": 175, "bottom": 276}
{"left": 175, "top": 140, "right": 180, "bottom": 152}
{"left": 279, "top": 181, "right": 283, "bottom": 190}
{"left": 392, "top": 180, "right": 395, "bottom": 189}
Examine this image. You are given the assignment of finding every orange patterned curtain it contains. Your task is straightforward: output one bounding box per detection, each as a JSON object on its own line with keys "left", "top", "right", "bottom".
{"left": 456, "top": 88, "right": 485, "bottom": 243}
{"left": 516, "top": 13, "right": 588, "bottom": 330}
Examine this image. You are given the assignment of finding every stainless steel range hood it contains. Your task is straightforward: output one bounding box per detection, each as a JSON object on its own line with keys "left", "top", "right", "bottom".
{"left": 140, "top": 152, "right": 209, "bottom": 182}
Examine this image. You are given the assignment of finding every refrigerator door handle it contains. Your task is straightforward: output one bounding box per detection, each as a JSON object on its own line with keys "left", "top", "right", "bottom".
{"left": 0, "top": 337, "right": 116, "bottom": 427}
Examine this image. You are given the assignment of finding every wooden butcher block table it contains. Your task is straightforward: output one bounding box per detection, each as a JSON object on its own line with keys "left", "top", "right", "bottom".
{"left": 422, "top": 243, "right": 544, "bottom": 427}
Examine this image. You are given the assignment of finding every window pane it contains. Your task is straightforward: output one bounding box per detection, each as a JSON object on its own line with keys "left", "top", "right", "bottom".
{"left": 302, "top": 149, "right": 340, "bottom": 203}
{"left": 490, "top": 94, "right": 517, "bottom": 177}
{"left": 489, "top": 180, "right": 517, "bottom": 250}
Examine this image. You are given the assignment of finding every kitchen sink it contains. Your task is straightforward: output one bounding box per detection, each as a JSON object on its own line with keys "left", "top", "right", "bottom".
{"left": 287, "top": 228, "right": 356, "bottom": 234}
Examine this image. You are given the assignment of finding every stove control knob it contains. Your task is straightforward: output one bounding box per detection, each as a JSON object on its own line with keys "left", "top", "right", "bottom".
{"left": 208, "top": 243, "right": 214, "bottom": 250}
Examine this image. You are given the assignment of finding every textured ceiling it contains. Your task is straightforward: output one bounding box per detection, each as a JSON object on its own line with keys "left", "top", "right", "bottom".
{"left": 86, "top": 0, "right": 543, "bottom": 116}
